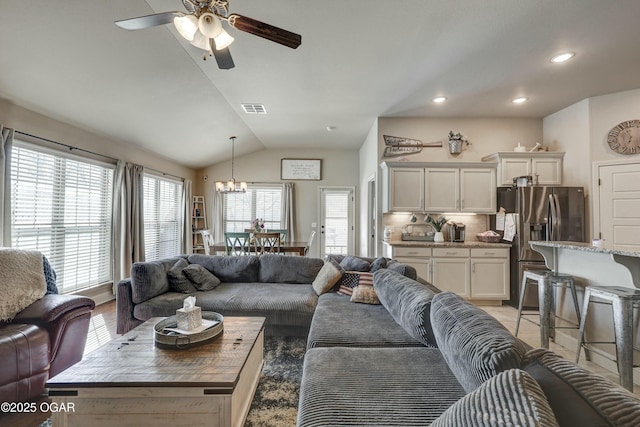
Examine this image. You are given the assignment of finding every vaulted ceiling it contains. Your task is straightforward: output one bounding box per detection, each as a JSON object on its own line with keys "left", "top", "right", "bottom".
{"left": 2, "top": 1, "right": 640, "bottom": 168}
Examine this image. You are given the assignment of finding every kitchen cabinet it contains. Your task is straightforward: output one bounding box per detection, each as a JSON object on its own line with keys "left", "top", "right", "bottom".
{"left": 424, "top": 167, "right": 496, "bottom": 213}
{"left": 470, "top": 248, "right": 509, "bottom": 299}
{"left": 432, "top": 248, "right": 470, "bottom": 297}
{"left": 482, "top": 152, "right": 564, "bottom": 186}
{"left": 385, "top": 246, "right": 432, "bottom": 282}
{"left": 381, "top": 162, "right": 496, "bottom": 213}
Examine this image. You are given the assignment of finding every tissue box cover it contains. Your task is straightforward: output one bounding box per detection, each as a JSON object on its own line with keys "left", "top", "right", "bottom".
{"left": 176, "top": 306, "right": 202, "bottom": 331}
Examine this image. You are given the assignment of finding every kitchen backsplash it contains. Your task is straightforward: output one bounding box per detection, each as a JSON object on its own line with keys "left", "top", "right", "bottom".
{"left": 383, "top": 213, "right": 490, "bottom": 241}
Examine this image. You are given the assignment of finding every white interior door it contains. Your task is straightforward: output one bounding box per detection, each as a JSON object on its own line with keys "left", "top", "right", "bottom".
{"left": 319, "top": 187, "right": 355, "bottom": 257}
{"left": 598, "top": 162, "right": 640, "bottom": 250}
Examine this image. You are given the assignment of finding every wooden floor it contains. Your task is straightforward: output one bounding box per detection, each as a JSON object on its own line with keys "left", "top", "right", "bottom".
{"left": 3, "top": 299, "right": 638, "bottom": 426}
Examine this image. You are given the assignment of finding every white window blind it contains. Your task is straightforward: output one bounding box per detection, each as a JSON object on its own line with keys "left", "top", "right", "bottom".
{"left": 223, "top": 184, "right": 283, "bottom": 232}
{"left": 10, "top": 143, "right": 114, "bottom": 293}
{"left": 143, "top": 174, "right": 183, "bottom": 261}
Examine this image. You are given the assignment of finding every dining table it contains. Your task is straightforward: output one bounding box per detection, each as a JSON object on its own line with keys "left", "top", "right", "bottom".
{"left": 211, "top": 241, "right": 309, "bottom": 256}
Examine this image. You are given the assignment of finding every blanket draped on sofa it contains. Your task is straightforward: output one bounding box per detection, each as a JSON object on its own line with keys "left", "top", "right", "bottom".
{"left": 0, "top": 248, "right": 46, "bottom": 321}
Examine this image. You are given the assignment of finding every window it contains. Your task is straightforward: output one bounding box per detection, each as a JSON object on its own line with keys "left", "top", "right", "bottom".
{"left": 10, "top": 142, "right": 114, "bottom": 294}
{"left": 143, "top": 174, "right": 183, "bottom": 261}
{"left": 223, "top": 184, "right": 283, "bottom": 232}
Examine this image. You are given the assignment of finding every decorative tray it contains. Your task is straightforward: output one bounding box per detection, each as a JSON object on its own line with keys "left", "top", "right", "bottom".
{"left": 154, "top": 311, "right": 224, "bottom": 350}
{"left": 401, "top": 234, "right": 435, "bottom": 241}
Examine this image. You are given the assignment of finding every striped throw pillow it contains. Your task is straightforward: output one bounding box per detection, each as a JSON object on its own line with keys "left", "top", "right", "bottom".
{"left": 337, "top": 271, "right": 373, "bottom": 297}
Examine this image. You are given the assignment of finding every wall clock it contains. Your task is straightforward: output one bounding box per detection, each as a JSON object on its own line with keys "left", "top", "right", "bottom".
{"left": 607, "top": 120, "right": 640, "bottom": 154}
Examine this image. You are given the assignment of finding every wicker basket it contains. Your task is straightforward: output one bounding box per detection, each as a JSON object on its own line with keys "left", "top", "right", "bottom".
{"left": 476, "top": 233, "right": 502, "bottom": 243}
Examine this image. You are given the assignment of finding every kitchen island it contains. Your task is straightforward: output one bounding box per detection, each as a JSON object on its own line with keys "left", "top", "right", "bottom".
{"left": 383, "top": 240, "right": 511, "bottom": 304}
{"left": 530, "top": 240, "right": 640, "bottom": 386}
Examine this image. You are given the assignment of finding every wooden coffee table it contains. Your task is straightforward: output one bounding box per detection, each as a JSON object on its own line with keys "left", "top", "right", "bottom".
{"left": 47, "top": 316, "right": 265, "bottom": 427}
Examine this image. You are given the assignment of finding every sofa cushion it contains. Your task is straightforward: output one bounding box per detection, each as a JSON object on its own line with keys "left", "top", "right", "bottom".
{"left": 187, "top": 254, "right": 260, "bottom": 282}
{"left": 130, "top": 256, "right": 185, "bottom": 304}
{"left": 523, "top": 348, "right": 640, "bottom": 427}
{"left": 312, "top": 259, "right": 344, "bottom": 295}
{"left": 386, "top": 259, "right": 417, "bottom": 280}
{"left": 374, "top": 268, "right": 438, "bottom": 347}
{"left": 297, "top": 347, "right": 466, "bottom": 427}
{"left": 307, "top": 292, "right": 423, "bottom": 349}
{"left": 369, "top": 256, "right": 388, "bottom": 272}
{"left": 431, "top": 369, "right": 559, "bottom": 427}
{"left": 167, "top": 259, "right": 197, "bottom": 293}
{"left": 183, "top": 264, "right": 220, "bottom": 291}
{"left": 339, "top": 255, "right": 370, "bottom": 272}
{"left": 337, "top": 271, "right": 372, "bottom": 297}
{"left": 258, "top": 254, "right": 324, "bottom": 284}
{"left": 431, "top": 291, "right": 527, "bottom": 392}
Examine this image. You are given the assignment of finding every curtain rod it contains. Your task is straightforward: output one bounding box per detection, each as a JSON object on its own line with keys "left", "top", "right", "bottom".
{"left": 15, "top": 130, "right": 185, "bottom": 181}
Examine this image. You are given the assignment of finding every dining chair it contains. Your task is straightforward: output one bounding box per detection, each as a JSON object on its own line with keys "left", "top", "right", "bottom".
{"left": 224, "top": 232, "right": 251, "bottom": 256}
{"left": 268, "top": 229, "right": 288, "bottom": 242}
{"left": 253, "top": 232, "right": 282, "bottom": 255}
{"left": 304, "top": 230, "right": 316, "bottom": 256}
{"left": 200, "top": 230, "right": 213, "bottom": 255}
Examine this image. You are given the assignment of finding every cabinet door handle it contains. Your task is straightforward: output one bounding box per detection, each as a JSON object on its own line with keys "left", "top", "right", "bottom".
{"left": 461, "top": 199, "right": 464, "bottom": 209}
{"left": 483, "top": 252, "right": 495, "bottom": 255}
{"left": 446, "top": 252, "right": 457, "bottom": 256}
{"left": 472, "top": 263, "right": 475, "bottom": 273}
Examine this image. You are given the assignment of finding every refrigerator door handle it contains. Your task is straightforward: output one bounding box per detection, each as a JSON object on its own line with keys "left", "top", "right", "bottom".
{"left": 547, "top": 194, "right": 557, "bottom": 241}
{"left": 554, "top": 194, "right": 562, "bottom": 241}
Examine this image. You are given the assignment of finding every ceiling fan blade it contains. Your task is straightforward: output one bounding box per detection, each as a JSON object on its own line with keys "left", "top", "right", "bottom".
{"left": 228, "top": 14, "right": 301, "bottom": 49}
{"left": 212, "top": 46, "right": 235, "bottom": 70}
{"left": 115, "top": 11, "right": 184, "bottom": 31}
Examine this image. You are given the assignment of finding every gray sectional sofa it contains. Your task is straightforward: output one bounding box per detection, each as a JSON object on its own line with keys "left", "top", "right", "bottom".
{"left": 116, "top": 253, "right": 415, "bottom": 336}
{"left": 297, "top": 268, "right": 640, "bottom": 427}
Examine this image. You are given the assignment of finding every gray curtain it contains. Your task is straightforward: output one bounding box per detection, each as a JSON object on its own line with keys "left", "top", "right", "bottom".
{"left": 211, "top": 190, "right": 224, "bottom": 244}
{"left": 282, "top": 182, "right": 295, "bottom": 242}
{"left": 181, "top": 179, "right": 193, "bottom": 254}
{"left": 112, "top": 161, "right": 145, "bottom": 291}
{"left": 0, "top": 125, "right": 13, "bottom": 247}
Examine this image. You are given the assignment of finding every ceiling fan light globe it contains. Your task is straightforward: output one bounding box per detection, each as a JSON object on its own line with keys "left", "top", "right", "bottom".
{"left": 190, "top": 30, "right": 211, "bottom": 51}
{"left": 173, "top": 15, "right": 198, "bottom": 41}
{"left": 214, "top": 29, "right": 234, "bottom": 50}
{"left": 198, "top": 12, "right": 222, "bottom": 38}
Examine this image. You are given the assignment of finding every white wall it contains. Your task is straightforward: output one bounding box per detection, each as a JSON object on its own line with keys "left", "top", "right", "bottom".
{"left": 196, "top": 147, "right": 360, "bottom": 257}
{"left": 0, "top": 99, "right": 195, "bottom": 181}
{"left": 358, "top": 119, "right": 379, "bottom": 257}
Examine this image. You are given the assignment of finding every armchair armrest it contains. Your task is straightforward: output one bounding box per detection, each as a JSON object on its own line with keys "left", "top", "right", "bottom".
{"left": 14, "top": 294, "right": 95, "bottom": 324}
{"left": 116, "top": 278, "right": 143, "bottom": 334}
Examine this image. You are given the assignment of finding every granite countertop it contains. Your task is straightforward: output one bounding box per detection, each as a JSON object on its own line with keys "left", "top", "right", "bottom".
{"left": 530, "top": 240, "right": 640, "bottom": 258}
{"left": 384, "top": 240, "right": 511, "bottom": 249}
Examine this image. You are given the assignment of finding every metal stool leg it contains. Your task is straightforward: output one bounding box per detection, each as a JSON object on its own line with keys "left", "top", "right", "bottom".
{"left": 612, "top": 297, "right": 634, "bottom": 392}
{"left": 568, "top": 278, "right": 582, "bottom": 323}
{"left": 576, "top": 287, "right": 592, "bottom": 363}
{"left": 537, "top": 275, "right": 553, "bottom": 349}
{"left": 515, "top": 273, "right": 529, "bottom": 337}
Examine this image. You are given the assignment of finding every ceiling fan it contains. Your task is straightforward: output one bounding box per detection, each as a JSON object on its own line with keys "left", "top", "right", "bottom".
{"left": 115, "top": 0, "right": 302, "bottom": 70}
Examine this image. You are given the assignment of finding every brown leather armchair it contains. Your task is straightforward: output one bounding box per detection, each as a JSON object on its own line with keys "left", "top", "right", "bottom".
{"left": 0, "top": 294, "right": 95, "bottom": 402}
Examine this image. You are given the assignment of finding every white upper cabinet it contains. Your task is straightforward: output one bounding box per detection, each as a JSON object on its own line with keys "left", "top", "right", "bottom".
{"left": 381, "top": 162, "right": 497, "bottom": 213}
{"left": 482, "top": 152, "right": 564, "bottom": 186}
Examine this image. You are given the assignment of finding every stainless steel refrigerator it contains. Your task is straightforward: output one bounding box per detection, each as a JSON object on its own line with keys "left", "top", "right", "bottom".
{"left": 493, "top": 186, "right": 585, "bottom": 307}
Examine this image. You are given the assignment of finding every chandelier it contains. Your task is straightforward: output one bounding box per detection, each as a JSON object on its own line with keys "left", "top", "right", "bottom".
{"left": 215, "top": 136, "right": 247, "bottom": 193}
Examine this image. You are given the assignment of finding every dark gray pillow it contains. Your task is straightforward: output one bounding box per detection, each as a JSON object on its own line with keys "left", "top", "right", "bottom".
{"left": 187, "top": 254, "right": 260, "bottom": 282}
{"left": 430, "top": 291, "right": 527, "bottom": 392}
{"left": 167, "top": 259, "right": 197, "bottom": 293}
{"left": 523, "top": 348, "right": 640, "bottom": 427}
{"left": 183, "top": 264, "right": 221, "bottom": 291}
{"left": 259, "top": 254, "right": 324, "bottom": 283}
{"left": 369, "top": 256, "right": 388, "bottom": 272}
{"left": 386, "top": 260, "right": 417, "bottom": 280}
{"left": 130, "top": 256, "right": 185, "bottom": 303}
{"left": 339, "top": 256, "right": 370, "bottom": 272}
{"left": 431, "top": 369, "right": 559, "bottom": 427}
{"left": 374, "top": 268, "right": 437, "bottom": 346}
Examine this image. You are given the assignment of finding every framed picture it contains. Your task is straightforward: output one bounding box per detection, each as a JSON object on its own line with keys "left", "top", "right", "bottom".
{"left": 281, "top": 158, "right": 322, "bottom": 180}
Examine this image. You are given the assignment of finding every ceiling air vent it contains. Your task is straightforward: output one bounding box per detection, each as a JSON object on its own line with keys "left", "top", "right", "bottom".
{"left": 241, "top": 103, "right": 267, "bottom": 114}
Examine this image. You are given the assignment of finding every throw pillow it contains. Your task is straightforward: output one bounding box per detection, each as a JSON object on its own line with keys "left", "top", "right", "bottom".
{"left": 183, "top": 264, "right": 221, "bottom": 291}
{"left": 431, "top": 369, "right": 559, "bottom": 427}
{"left": 369, "top": 256, "right": 388, "bottom": 272}
{"left": 312, "top": 259, "right": 344, "bottom": 295}
{"left": 167, "top": 259, "right": 197, "bottom": 293}
{"left": 337, "top": 271, "right": 373, "bottom": 297}
{"left": 339, "top": 256, "right": 370, "bottom": 272}
{"left": 350, "top": 285, "right": 380, "bottom": 304}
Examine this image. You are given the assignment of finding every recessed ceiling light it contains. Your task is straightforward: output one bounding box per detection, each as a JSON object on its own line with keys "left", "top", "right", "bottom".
{"left": 432, "top": 96, "right": 447, "bottom": 103}
{"left": 512, "top": 97, "right": 528, "bottom": 104}
{"left": 550, "top": 52, "right": 575, "bottom": 63}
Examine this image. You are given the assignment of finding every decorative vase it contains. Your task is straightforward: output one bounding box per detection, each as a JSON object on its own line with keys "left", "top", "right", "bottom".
{"left": 434, "top": 231, "right": 444, "bottom": 242}
{"left": 448, "top": 139, "right": 463, "bottom": 154}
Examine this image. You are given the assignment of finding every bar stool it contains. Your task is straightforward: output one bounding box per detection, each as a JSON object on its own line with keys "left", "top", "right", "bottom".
{"left": 576, "top": 285, "right": 640, "bottom": 392}
{"left": 515, "top": 270, "right": 582, "bottom": 349}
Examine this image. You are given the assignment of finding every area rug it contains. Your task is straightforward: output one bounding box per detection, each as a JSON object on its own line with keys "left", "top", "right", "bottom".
{"left": 244, "top": 335, "right": 307, "bottom": 427}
